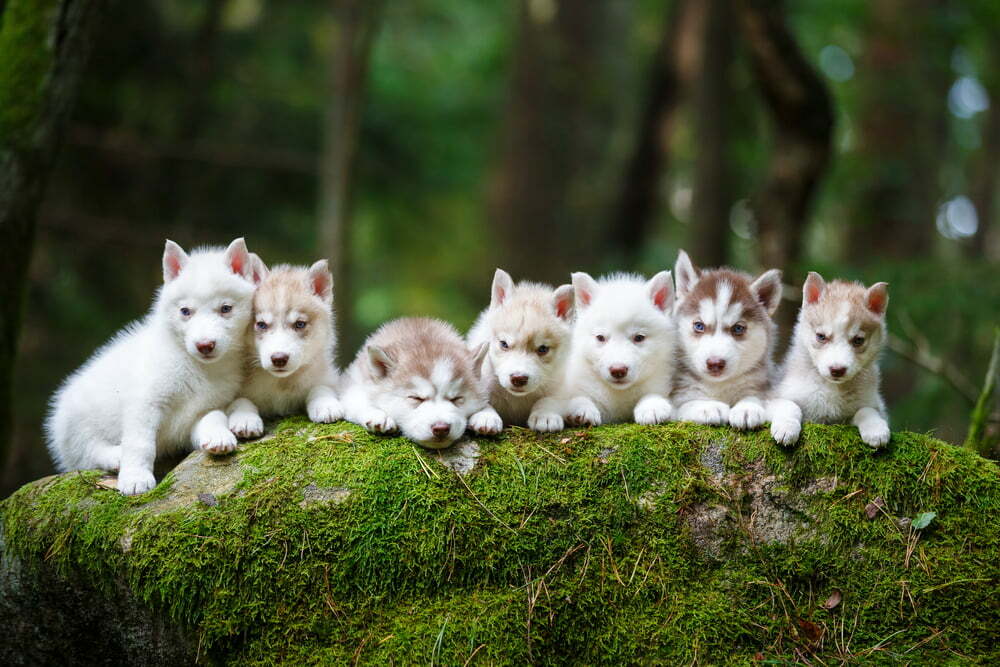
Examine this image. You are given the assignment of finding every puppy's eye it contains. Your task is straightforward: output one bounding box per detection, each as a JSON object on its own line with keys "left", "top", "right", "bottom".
{"left": 294, "top": 320, "right": 307, "bottom": 330}
{"left": 731, "top": 324, "right": 746, "bottom": 336}
{"left": 851, "top": 336, "right": 865, "bottom": 347}
{"left": 180, "top": 307, "right": 192, "bottom": 317}
{"left": 693, "top": 321, "right": 705, "bottom": 333}
{"left": 632, "top": 334, "right": 646, "bottom": 343}
{"left": 450, "top": 396, "right": 465, "bottom": 406}
{"left": 408, "top": 395, "right": 426, "bottom": 404}
{"left": 255, "top": 321, "right": 268, "bottom": 331}
{"left": 536, "top": 345, "right": 549, "bottom": 356}
{"left": 498, "top": 340, "right": 509, "bottom": 350}
{"left": 596, "top": 334, "right": 606, "bottom": 343}
{"left": 816, "top": 332, "right": 828, "bottom": 343}
{"left": 220, "top": 304, "right": 232, "bottom": 314}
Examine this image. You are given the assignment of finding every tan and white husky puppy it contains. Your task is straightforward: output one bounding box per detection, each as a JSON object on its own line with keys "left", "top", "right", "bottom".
{"left": 341, "top": 317, "right": 490, "bottom": 449}
{"left": 227, "top": 257, "right": 342, "bottom": 438}
{"left": 466, "top": 269, "right": 575, "bottom": 432}
{"left": 769, "top": 272, "right": 890, "bottom": 448}
{"left": 672, "top": 250, "right": 782, "bottom": 429}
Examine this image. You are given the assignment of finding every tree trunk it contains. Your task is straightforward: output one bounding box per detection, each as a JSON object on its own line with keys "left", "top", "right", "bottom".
{"left": 317, "top": 0, "right": 382, "bottom": 361}
{"left": 968, "top": 44, "right": 1000, "bottom": 260}
{"left": 0, "top": 0, "right": 105, "bottom": 468}
{"left": 489, "top": 0, "right": 631, "bottom": 282}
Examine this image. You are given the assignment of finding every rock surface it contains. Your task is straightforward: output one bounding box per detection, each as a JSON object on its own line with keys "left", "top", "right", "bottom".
{"left": 1, "top": 420, "right": 998, "bottom": 664}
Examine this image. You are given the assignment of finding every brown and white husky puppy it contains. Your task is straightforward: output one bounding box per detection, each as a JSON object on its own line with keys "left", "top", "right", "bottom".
{"left": 341, "top": 317, "right": 490, "bottom": 449}
{"left": 769, "top": 272, "right": 890, "bottom": 448}
{"left": 672, "top": 250, "right": 782, "bottom": 430}
{"left": 466, "top": 269, "right": 575, "bottom": 432}
{"left": 227, "top": 257, "right": 342, "bottom": 438}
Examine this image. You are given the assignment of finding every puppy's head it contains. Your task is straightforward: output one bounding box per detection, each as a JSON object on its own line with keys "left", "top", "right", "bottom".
{"left": 798, "top": 272, "right": 888, "bottom": 383}
{"left": 160, "top": 238, "right": 260, "bottom": 364}
{"left": 572, "top": 270, "right": 674, "bottom": 389}
{"left": 674, "top": 250, "right": 781, "bottom": 383}
{"left": 252, "top": 260, "right": 334, "bottom": 377}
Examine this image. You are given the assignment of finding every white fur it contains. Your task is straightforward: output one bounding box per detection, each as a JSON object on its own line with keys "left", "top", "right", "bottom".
{"left": 45, "top": 239, "right": 258, "bottom": 495}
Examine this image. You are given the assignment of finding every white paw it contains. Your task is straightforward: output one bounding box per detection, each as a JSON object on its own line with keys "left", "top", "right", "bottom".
{"left": 469, "top": 409, "right": 503, "bottom": 435}
{"left": 528, "top": 412, "right": 564, "bottom": 432}
{"left": 567, "top": 404, "right": 602, "bottom": 427}
{"left": 200, "top": 427, "right": 238, "bottom": 455}
{"left": 771, "top": 418, "right": 801, "bottom": 447}
{"left": 681, "top": 402, "right": 729, "bottom": 425}
{"left": 117, "top": 467, "right": 156, "bottom": 496}
{"left": 362, "top": 409, "right": 396, "bottom": 434}
{"left": 229, "top": 411, "right": 264, "bottom": 439}
{"left": 859, "top": 421, "right": 890, "bottom": 449}
{"left": 729, "top": 402, "right": 766, "bottom": 430}
{"left": 308, "top": 396, "right": 344, "bottom": 424}
{"left": 635, "top": 398, "right": 672, "bottom": 425}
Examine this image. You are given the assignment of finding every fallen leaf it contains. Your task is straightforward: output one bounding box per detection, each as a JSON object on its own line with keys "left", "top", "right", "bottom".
{"left": 96, "top": 476, "right": 118, "bottom": 490}
{"left": 821, "top": 589, "right": 842, "bottom": 610}
{"left": 560, "top": 437, "right": 571, "bottom": 445}
{"left": 865, "top": 496, "right": 886, "bottom": 519}
{"left": 912, "top": 511, "right": 936, "bottom": 530}
{"left": 198, "top": 493, "right": 219, "bottom": 507}
{"left": 797, "top": 618, "right": 823, "bottom": 642}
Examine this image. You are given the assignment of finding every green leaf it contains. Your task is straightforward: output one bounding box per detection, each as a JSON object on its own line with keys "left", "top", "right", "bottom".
{"left": 912, "top": 512, "right": 936, "bottom": 530}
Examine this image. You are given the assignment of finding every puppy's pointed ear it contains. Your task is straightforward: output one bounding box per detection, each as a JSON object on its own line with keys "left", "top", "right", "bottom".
{"left": 248, "top": 253, "right": 269, "bottom": 286}
{"left": 471, "top": 342, "right": 490, "bottom": 380}
{"left": 223, "top": 238, "right": 252, "bottom": 280}
{"left": 490, "top": 268, "right": 514, "bottom": 309}
{"left": 865, "top": 282, "right": 889, "bottom": 317}
{"left": 162, "top": 240, "right": 189, "bottom": 283}
{"left": 751, "top": 269, "right": 783, "bottom": 316}
{"left": 571, "top": 272, "right": 598, "bottom": 309}
{"left": 552, "top": 284, "right": 575, "bottom": 321}
{"left": 803, "top": 271, "right": 826, "bottom": 306}
{"left": 366, "top": 345, "right": 393, "bottom": 379}
{"left": 308, "top": 259, "right": 334, "bottom": 303}
{"left": 647, "top": 271, "right": 674, "bottom": 312}
{"left": 674, "top": 250, "right": 698, "bottom": 296}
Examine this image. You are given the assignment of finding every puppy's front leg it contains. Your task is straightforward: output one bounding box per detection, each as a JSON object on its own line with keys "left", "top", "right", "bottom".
{"left": 118, "top": 409, "right": 160, "bottom": 496}
{"left": 527, "top": 396, "right": 565, "bottom": 432}
{"left": 729, "top": 396, "right": 767, "bottom": 430}
{"left": 567, "top": 396, "right": 602, "bottom": 427}
{"left": 677, "top": 399, "right": 729, "bottom": 425}
{"left": 227, "top": 397, "right": 264, "bottom": 438}
{"left": 767, "top": 398, "right": 801, "bottom": 446}
{"left": 468, "top": 404, "right": 503, "bottom": 435}
{"left": 194, "top": 409, "right": 238, "bottom": 455}
{"left": 852, "top": 406, "right": 890, "bottom": 449}
{"left": 341, "top": 384, "right": 396, "bottom": 434}
{"left": 306, "top": 384, "right": 343, "bottom": 423}
{"left": 634, "top": 394, "right": 673, "bottom": 425}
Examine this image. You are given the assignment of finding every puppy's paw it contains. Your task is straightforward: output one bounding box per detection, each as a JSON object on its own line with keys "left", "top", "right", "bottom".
{"left": 469, "top": 409, "right": 503, "bottom": 436}
{"left": 528, "top": 412, "right": 564, "bottom": 432}
{"left": 201, "top": 427, "right": 238, "bottom": 455}
{"left": 859, "top": 420, "right": 890, "bottom": 449}
{"left": 634, "top": 397, "right": 672, "bottom": 425}
{"left": 770, "top": 417, "right": 801, "bottom": 447}
{"left": 361, "top": 409, "right": 396, "bottom": 434}
{"left": 308, "top": 396, "right": 344, "bottom": 424}
{"left": 117, "top": 467, "right": 156, "bottom": 496}
{"left": 567, "top": 404, "right": 602, "bottom": 427}
{"left": 729, "top": 401, "right": 766, "bottom": 430}
{"left": 229, "top": 411, "right": 264, "bottom": 439}
{"left": 680, "top": 401, "right": 729, "bottom": 425}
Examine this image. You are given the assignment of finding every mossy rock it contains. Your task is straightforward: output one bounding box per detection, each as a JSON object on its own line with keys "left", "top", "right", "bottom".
{"left": 2, "top": 420, "right": 999, "bottom": 665}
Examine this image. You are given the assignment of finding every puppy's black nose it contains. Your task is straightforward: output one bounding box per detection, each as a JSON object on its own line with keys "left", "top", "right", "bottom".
{"left": 431, "top": 422, "right": 451, "bottom": 439}
{"left": 196, "top": 341, "right": 216, "bottom": 355}
{"left": 510, "top": 374, "right": 529, "bottom": 388}
{"left": 609, "top": 365, "right": 629, "bottom": 380}
{"left": 706, "top": 358, "right": 726, "bottom": 375}
{"left": 829, "top": 365, "right": 847, "bottom": 378}
{"left": 271, "top": 353, "right": 289, "bottom": 368}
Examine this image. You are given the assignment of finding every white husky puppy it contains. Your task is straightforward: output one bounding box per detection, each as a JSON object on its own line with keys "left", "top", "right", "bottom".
{"left": 466, "top": 269, "right": 575, "bottom": 432}
{"left": 226, "top": 258, "right": 343, "bottom": 438}
{"left": 45, "top": 238, "right": 259, "bottom": 495}
{"left": 341, "top": 317, "right": 489, "bottom": 449}
{"left": 672, "top": 250, "right": 783, "bottom": 429}
{"left": 769, "top": 272, "right": 890, "bottom": 448}
{"left": 529, "top": 272, "right": 675, "bottom": 430}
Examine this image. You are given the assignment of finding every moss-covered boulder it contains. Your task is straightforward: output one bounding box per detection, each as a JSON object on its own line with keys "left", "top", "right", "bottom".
{"left": 2, "top": 420, "right": 999, "bottom": 665}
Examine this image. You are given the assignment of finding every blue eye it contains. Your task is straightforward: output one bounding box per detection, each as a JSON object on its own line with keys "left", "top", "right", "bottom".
{"left": 693, "top": 321, "right": 705, "bottom": 333}
{"left": 731, "top": 324, "right": 746, "bottom": 336}
{"left": 294, "top": 320, "right": 307, "bottom": 330}
{"left": 220, "top": 304, "right": 232, "bottom": 314}
{"left": 180, "top": 307, "right": 191, "bottom": 317}
{"left": 256, "top": 321, "right": 268, "bottom": 331}
{"left": 499, "top": 340, "right": 509, "bottom": 350}
{"left": 816, "top": 332, "right": 828, "bottom": 343}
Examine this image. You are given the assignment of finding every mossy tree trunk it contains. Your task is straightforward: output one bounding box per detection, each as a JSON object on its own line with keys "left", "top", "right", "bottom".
{"left": 0, "top": 0, "right": 105, "bottom": 467}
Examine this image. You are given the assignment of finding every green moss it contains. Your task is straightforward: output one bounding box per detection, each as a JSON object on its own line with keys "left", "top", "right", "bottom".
{"left": 2, "top": 421, "right": 999, "bottom": 664}
{"left": 0, "top": 0, "right": 61, "bottom": 146}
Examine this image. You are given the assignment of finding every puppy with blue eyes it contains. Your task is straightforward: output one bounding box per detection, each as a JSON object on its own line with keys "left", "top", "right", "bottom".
{"left": 671, "top": 250, "right": 783, "bottom": 429}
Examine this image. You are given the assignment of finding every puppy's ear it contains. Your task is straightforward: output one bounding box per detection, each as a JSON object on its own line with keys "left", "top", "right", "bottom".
{"left": 248, "top": 253, "right": 269, "bottom": 286}
{"left": 571, "top": 272, "right": 599, "bottom": 309}
{"left": 674, "top": 250, "right": 699, "bottom": 296}
{"left": 552, "top": 284, "right": 575, "bottom": 321}
{"left": 865, "top": 282, "right": 889, "bottom": 317}
{"left": 751, "top": 269, "right": 783, "bottom": 316}
{"left": 803, "top": 271, "right": 826, "bottom": 306}
{"left": 308, "top": 259, "right": 334, "bottom": 303}
{"left": 647, "top": 271, "right": 674, "bottom": 312}
{"left": 471, "top": 342, "right": 490, "bottom": 380}
{"left": 366, "top": 345, "right": 393, "bottom": 379}
{"left": 490, "top": 268, "right": 514, "bottom": 310}
{"left": 162, "top": 240, "right": 189, "bottom": 283}
{"left": 223, "top": 238, "right": 253, "bottom": 280}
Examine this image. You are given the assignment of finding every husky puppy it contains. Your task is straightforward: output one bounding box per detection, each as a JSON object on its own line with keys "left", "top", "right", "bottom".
{"left": 671, "top": 250, "right": 783, "bottom": 429}
{"left": 529, "top": 272, "right": 675, "bottom": 430}
{"left": 769, "top": 272, "right": 890, "bottom": 448}
{"left": 46, "top": 239, "right": 259, "bottom": 495}
{"left": 341, "top": 317, "right": 489, "bottom": 449}
{"left": 466, "top": 269, "right": 575, "bottom": 432}
{"left": 226, "top": 258, "right": 342, "bottom": 439}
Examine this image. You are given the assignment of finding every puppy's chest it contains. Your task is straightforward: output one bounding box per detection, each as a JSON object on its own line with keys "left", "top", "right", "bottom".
{"left": 159, "top": 370, "right": 240, "bottom": 444}
{"left": 243, "top": 371, "right": 311, "bottom": 416}
{"left": 787, "top": 375, "right": 864, "bottom": 422}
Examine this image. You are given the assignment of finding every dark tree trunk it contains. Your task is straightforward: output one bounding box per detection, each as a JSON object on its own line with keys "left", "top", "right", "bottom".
{"left": 0, "top": 0, "right": 106, "bottom": 468}
{"left": 969, "top": 45, "right": 1000, "bottom": 260}
{"left": 737, "top": 0, "right": 834, "bottom": 275}
{"left": 317, "top": 0, "right": 382, "bottom": 361}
